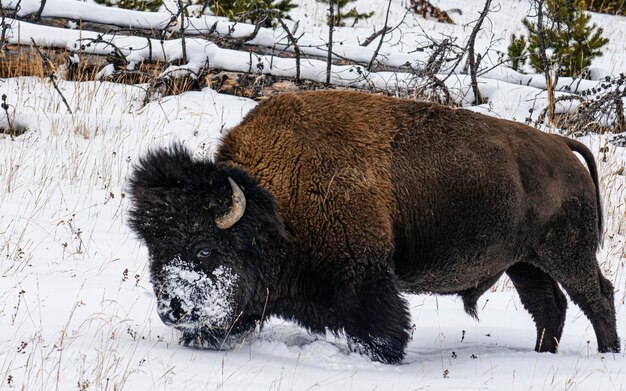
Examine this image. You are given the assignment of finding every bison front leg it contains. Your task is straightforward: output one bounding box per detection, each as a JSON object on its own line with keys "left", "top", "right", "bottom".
{"left": 335, "top": 266, "right": 412, "bottom": 364}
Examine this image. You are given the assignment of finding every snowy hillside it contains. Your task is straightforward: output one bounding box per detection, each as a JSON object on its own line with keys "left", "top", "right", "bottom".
{"left": 1, "top": 0, "right": 625, "bottom": 389}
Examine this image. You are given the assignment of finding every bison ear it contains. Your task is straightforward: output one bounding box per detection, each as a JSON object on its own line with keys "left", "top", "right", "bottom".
{"left": 128, "top": 144, "right": 195, "bottom": 192}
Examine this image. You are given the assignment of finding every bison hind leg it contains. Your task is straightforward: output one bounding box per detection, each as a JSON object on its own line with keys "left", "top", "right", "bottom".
{"left": 460, "top": 273, "right": 504, "bottom": 320}
{"left": 506, "top": 262, "right": 567, "bottom": 352}
{"left": 535, "top": 199, "right": 620, "bottom": 353}
{"left": 541, "top": 259, "right": 620, "bottom": 353}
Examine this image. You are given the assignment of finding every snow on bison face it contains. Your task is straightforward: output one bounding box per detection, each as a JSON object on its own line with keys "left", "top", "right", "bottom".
{"left": 127, "top": 146, "right": 289, "bottom": 350}
{"left": 157, "top": 255, "right": 238, "bottom": 329}
{"left": 155, "top": 253, "right": 244, "bottom": 349}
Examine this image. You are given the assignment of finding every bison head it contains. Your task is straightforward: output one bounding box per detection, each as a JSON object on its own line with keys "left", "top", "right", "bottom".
{"left": 127, "top": 145, "right": 289, "bottom": 350}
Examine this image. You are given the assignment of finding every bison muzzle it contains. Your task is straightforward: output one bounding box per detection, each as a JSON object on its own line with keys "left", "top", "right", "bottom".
{"left": 128, "top": 90, "right": 620, "bottom": 363}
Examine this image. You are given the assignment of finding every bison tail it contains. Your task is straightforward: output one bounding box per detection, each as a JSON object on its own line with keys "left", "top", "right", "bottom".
{"left": 562, "top": 137, "right": 604, "bottom": 247}
{"left": 462, "top": 295, "right": 480, "bottom": 320}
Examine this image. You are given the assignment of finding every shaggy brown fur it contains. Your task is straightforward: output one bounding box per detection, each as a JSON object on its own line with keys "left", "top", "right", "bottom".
{"left": 217, "top": 90, "right": 619, "bottom": 356}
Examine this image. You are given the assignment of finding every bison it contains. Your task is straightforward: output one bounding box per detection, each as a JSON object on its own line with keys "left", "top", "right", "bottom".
{"left": 128, "top": 90, "right": 620, "bottom": 364}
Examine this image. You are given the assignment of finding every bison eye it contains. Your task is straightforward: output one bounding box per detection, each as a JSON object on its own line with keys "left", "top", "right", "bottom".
{"left": 196, "top": 248, "right": 212, "bottom": 259}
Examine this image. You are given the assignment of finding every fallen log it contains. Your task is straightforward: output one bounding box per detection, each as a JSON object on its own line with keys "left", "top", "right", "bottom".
{"left": 0, "top": 43, "right": 327, "bottom": 100}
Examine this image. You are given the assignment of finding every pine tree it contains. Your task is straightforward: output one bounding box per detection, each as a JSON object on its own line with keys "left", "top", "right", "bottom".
{"left": 95, "top": 0, "right": 163, "bottom": 12}
{"left": 317, "top": 0, "right": 374, "bottom": 27}
{"left": 211, "top": 0, "right": 297, "bottom": 27}
{"left": 508, "top": 0, "right": 609, "bottom": 77}
{"left": 507, "top": 34, "right": 527, "bottom": 72}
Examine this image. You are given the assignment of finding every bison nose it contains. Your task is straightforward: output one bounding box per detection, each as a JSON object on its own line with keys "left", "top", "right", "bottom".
{"left": 157, "top": 294, "right": 187, "bottom": 326}
{"left": 169, "top": 297, "right": 185, "bottom": 322}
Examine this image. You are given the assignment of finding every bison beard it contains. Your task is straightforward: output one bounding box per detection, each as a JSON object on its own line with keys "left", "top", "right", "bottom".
{"left": 128, "top": 90, "right": 620, "bottom": 364}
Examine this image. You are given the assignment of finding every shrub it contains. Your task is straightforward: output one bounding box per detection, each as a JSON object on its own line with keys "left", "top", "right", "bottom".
{"left": 507, "top": 34, "right": 527, "bottom": 72}
{"left": 559, "top": 74, "right": 626, "bottom": 134}
{"left": 211, "top": 0, "right": 297, "bottom": 27}
{"left": 508, "top": 0, "right": 609, "bottom": 77}
{"left": 94, "top": 0, "right": 163, "bottom": 12}
{"left": 316, "top": 0, "right": 374, "bottom": 27}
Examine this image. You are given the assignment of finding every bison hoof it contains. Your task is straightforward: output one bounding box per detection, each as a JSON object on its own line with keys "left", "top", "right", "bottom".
{"left": 348, "top": 336, "right": 405, "bottom": 364}
{"left": 599, "top": 338, "right": 621, "bottom": 354}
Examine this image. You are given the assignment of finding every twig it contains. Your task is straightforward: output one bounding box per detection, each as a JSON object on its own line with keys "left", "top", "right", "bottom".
{"left": 1, "top": 0, "right": 20, "bottom": 52}
{"left": 277, "top": 18, "right": 301, "bottom": 83}
{"left": 425, "top": 38, "right": 452, "bottom": 74}
{"left": 176, "top": 0, "right": 187, "bottom": 63}
{"left": 536, "top": 94, "right": 584, "bottom": 126}
{"left": 367, "top": 0, "right": 392, "bottom": 72}
{"left": 141, "top": 63, "right": 210, "bottom": 106}
{"left": 1, "top": 93, "right": 15, "bottom": 140}
{"left": 30, "top": 38, "right": 73, "bottom": 114}
{"left": 0, "top": 9, "right": 7, "bottom": 53}
{"left": 359, "top": 26, "right": 391, "bottom": 47}
{"left": 147, "top": 37, "right": 152, "bottom": 61}
{"left": 200, "top": 0, "right": 211, "bottom": 16}
{"left": 534, "top": 0, "right": 555, "bottom": 124}
{"left": 236, "top": 9, "right": 271, "bottom": 42}
{"left": 77, "top": 35, "right": 128, "bottom": 69}
{"left": 326, "top": 0, "right": 335, "bottom": 85}
{"left": 466, "top": 0, "right": 491, "bottom": 104}
{"left": 477, "top": 54, "right": 530, "bottom": 77}
{"left": 616, "top": 97, "right": 625, "bottom": 132}
{"left": 428, "top": 74, "right": 451, "bottom": 105}
{"left": 558, "top": 75, "right": 626, "bottom": 135}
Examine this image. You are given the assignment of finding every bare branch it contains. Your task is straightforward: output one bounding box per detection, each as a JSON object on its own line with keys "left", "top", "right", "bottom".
{"left": 477, "top": 53, "right": 530, "bottom": 77}
{"left": 236, "top": 9, "right": 272, "bottom": 42}
{"left": 359, "top": 26, "right": 391, "bottom": 47}
{"left": 0, "top": 4, "right": 8, "bottom": 52}
{"left": 533, "top": 0, "right": 556, "bottom": 124}
{"left": 33, "top": 0, "right": 46, "bottom": 21}
{"left": 326, "top": 0, "right": 335, "bottom": 85}
{"left": 558, "top": 75, "right": 626, "bottom": 135}
{"left": 466, "top": 0, "right": 491, "bottom": 104}
{"left": 278, "top": 18, "right": 301, "bottom": 83}
{"left": 176, "top": 0, "right": 187, "bottom": 63}
{"left": 1, "top": 0, "right": 20, "bottom": 51}
{"left": 30, "top": 38, "right": 73, "bottom": 114}
{"left": 1, "top": 93, "right": 15, "bottom": 139}
{"left": 367, "top": 0, "right": 392, "bottom": 72}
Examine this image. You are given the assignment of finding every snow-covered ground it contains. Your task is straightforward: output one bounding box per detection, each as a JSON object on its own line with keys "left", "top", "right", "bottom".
{"left": 1, "top": 0, "right": 626, "bottom": 389}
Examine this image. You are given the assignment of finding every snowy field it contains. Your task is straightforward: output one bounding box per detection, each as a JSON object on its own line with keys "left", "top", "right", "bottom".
{"left": 1, "top": 0, "right": 626, "bottom": 389}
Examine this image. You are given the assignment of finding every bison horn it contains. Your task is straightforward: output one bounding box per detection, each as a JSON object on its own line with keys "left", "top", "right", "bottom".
{"left": 215, "top": 177, "right": 246, "bottom": 229}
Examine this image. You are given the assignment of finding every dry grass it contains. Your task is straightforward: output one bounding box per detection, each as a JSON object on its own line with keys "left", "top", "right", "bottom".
{"left": 0, "top": 44, "right": 99, "bottom": 79}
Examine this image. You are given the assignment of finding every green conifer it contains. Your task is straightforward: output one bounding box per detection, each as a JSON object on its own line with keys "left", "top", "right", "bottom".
{"left": 95, "top": 0, "right": 163, "bottom": 12}
{"left": 317, "top": 0, "right": 374, "bottom": 27}
{"left": 507, "top": 34, "right": 527, "bottom": 72}
{"left": 210, "top": 0, "right": 297, "bottom": 27}
{"left": 508, "top": 0, "right": 609, "bottom": 77}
